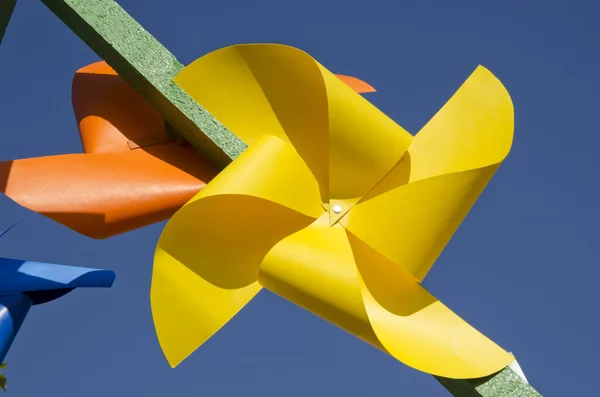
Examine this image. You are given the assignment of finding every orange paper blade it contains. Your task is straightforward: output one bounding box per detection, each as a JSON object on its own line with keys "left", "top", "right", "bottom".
{"left": 1, "top": 61, "right": 218, "bottom": 238}
{"left": 335, "top": 74, "right": 376, "bottom": 93}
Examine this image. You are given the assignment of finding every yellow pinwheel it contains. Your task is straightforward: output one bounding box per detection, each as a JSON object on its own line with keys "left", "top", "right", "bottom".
{"left": 151, "top": 44, "right": 515, "bottom": 379}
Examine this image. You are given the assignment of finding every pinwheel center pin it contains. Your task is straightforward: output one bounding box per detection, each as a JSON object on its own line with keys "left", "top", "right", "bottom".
{"left": 332, "top": 205, "right": 342, "bottom": 214}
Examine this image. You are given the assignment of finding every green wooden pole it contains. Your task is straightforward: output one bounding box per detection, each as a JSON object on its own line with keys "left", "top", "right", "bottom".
{"left": 36, "top": 1, "right": 543, "bottom": 395}
{"left": 41, "top": 0, "right": 246, "bottom": 169}
{"left": 436, "top": 361, "right": 542, "bottom": 396}
{"left": 0, "top": 0, "right": 16, "bottom": 46}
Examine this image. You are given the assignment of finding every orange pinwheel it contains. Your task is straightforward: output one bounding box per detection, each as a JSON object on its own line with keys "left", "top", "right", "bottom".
{"left": 0, "top": 61, "right": 372, "bottom": 238}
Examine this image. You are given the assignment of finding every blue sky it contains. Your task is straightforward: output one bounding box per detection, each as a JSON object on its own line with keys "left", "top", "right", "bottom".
{"left": 0, "top": 0, "right": 598, "bottom": 395}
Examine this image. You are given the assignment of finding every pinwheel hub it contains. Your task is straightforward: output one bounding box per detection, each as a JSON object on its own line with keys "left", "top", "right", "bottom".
{"left": 322, "top": 202, "right": 349, "bottom": 225}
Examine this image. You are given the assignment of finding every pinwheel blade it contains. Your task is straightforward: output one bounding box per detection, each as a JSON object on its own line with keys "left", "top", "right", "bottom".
{"left": 0, "top": 250, "right": 116, "bottom": 362}
{"left": 0, "top": 150, "right": 212, "bottom": 239}
{"left": 258, "top": 214, "right": 381, "bottom": 346}
{"left": 348, "top": 233, "right": 513, "bottom": 379}
{"left": 1, "top": 61, "right": 217, "bottom": 239}
{"left": 343, "top": 65, "right": 514, "bottom": 280}
{"left": 258, "top": 215, "right": 513, "bottom": 379}
{"left": 335, "top": 75, "right": 376, "bottom": 93}
{"left": 0, "top": 258, "right": 116, "bottom": 302}
{"left": 151, "top": 135, "right": 322, "bottom": 367}
{"left": 174, "top": 43, "right": 413, "bottom": 213}
{"left": 0, "top": 293, "right": 31, "bottom": 363}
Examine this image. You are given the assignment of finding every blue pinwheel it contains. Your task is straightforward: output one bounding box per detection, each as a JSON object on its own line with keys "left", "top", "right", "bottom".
{"left": 0, "top": 223, "right": 115, "bottom": 362}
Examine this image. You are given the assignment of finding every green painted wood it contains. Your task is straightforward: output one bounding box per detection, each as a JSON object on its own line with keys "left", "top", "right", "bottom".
{"left": 0, "top": 0, "right": 16, "bottom": 46}
{"left": 436, "top": 365, "right": 542, "bottom": 397}
{"left": 41, "top": 0, "right": 246, "bottom": 169}
{"left": 39, "top": 2, "right": 544, "bottom": 396}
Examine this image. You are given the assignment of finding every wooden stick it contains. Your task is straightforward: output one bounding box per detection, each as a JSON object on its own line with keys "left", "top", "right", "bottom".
{"left": 436, "top": 362, "right": 542, "bottom": 396}
{"left": 41, "top": 0, "right": 246, "bottom": 169}
{"left": 38, "top": 1, "right": 543, "bottom": 395}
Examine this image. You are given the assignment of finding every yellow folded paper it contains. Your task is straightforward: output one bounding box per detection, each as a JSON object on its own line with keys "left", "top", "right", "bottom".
{"left": 150, "top": 43, "right": 514, "bottom": 379}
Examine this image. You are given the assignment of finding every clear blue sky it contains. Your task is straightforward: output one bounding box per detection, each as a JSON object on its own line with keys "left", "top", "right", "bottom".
{"left": 0, "top": 0, "right": 598, "bottom": 395}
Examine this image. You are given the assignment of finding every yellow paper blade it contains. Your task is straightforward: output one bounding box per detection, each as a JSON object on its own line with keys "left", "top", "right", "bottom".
{"left": 152, "top": 136, "right": 322, "bottom": 367}
{"left": 153, "top": 241, "right": 261, "bottom": 368}
{"left": 359, "top": 64, "right": 513, "bottom": 200}
{"left": 342, "top": 65, "right": 514, "bottom": 280}
{"left": 407, "top": 65, "right": 513, "bottom": 184}
{"left": 174, "top": 44, "right": 330, "bottom": 202}
{"left": 194, "top": 135, "right": 323, "bottom": 218}
{"left": 258, "top": 215, "right": 512, "bottom": 378}
{"left": 342, "top": 168, "right": 497, "bottom": 281}
{"left": 315, "top": 64, "right": 413, "bottom": 224}
{"left": 174, "top": 44, "right": 414, "bottom": 216}
{"left": 258, "top": 214, "right": 383, "bottom": 347}
{"left": 348, "top": 232, "right": 514, "bottom": 379}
